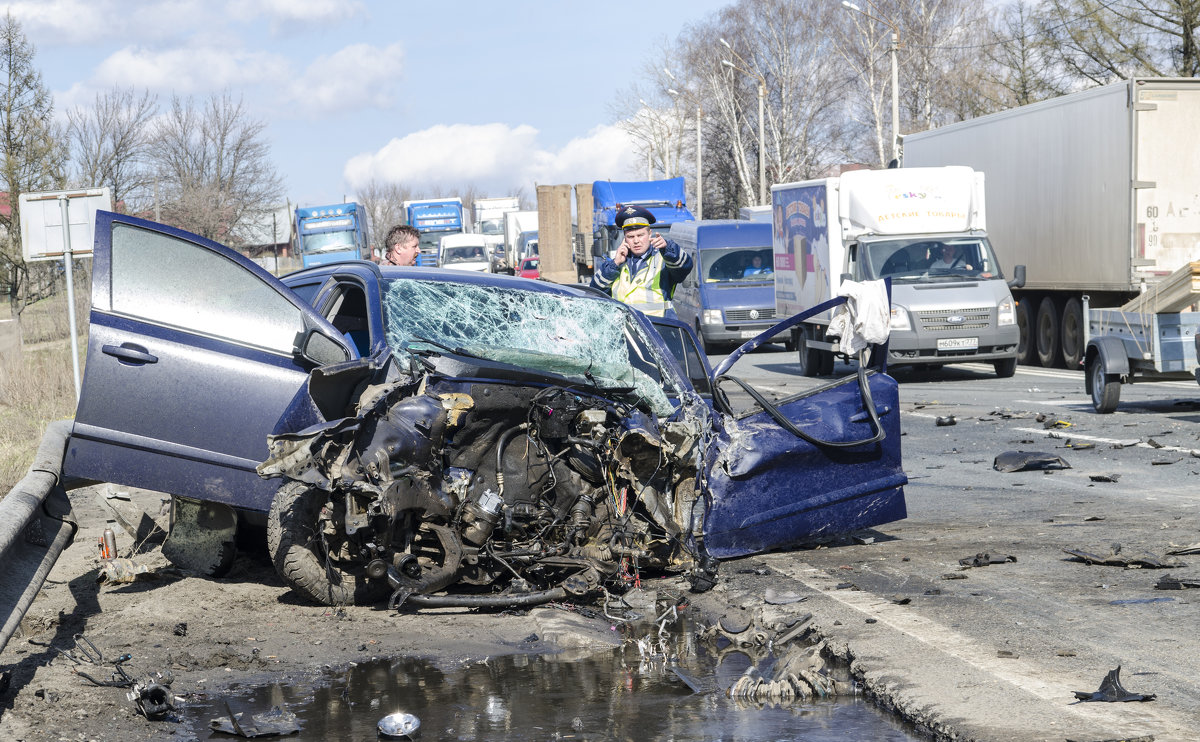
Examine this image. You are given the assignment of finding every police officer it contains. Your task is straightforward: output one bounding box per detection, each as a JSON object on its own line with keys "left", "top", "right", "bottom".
{"left": 591, "top": 205, "right": 693, "bottom": 318}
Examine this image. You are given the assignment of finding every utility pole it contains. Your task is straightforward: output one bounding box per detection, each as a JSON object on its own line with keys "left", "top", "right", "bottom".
{"left": 720, "top": 39, "right": 769, "bottom": 206}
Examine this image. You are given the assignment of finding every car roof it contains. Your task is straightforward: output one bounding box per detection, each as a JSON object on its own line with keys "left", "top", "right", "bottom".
{"left": 283, "top": 261, "right": 599, "bottom": 299}
{"left": 668, "top": 219, "right": 771, "bottom": 248}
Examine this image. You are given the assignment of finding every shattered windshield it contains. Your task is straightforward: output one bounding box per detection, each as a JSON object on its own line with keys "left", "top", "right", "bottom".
{"left": 380, "top": 279, "right": 682, "bottom": 415}
{"left": 863, "top": 236, "right": 1002, "bottom": 281}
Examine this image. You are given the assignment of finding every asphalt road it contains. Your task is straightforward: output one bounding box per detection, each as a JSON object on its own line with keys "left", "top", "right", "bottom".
{"left": 705, "top": 345, "right": 1200, "bottom": 742}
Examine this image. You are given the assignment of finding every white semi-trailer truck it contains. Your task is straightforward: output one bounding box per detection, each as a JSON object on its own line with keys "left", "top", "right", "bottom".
{"left": 903, "top": 78, "right": 1200, "bottom": 368}
{"left": 773, "top": 166, "right": 1025, "bottom": 377}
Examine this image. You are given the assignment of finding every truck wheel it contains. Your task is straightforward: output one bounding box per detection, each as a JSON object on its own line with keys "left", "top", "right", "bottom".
{"left": 1035, "top": 296, "right": 1062, "bottom": 368}
{"left": 819, "top": 348, "right": 835, "bottom": 376}
{"left": 1088, "top": 356, "right": 1120, "bottom": 413}
{"left": 994, "top": 356, "right": 1017, "bottom": 378}
{"left": 268, "top": 481, "right": 389, "bottom": 606}
{"left": 1015, "top": 299, "right": 1036, "bottom": 366}
{"left": 797, "top": 329, "right": 822, "bottom": 377}
{"left": 694, "top": 321, "right": 712, "bottom": 355}
{"left": 1060, "top": 297, "right": 1084, "bottom": 369}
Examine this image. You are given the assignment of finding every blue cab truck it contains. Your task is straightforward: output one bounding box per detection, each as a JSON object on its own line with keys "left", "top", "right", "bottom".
{"left": 670, "top": 220, "right": 791, "bottom": 354}
{"left": 294, "top": 202, "right": 367, "bottom": 268}
{"left": 403, "top": 198, "right": 465, "bottom": 266}
{"left": 575, "top": 178, "right": 695, "bottom": 279}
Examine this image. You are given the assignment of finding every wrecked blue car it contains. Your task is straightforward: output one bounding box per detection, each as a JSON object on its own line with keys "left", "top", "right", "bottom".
{"left": 66, "top": 212, "right": 906, "bottom": 608}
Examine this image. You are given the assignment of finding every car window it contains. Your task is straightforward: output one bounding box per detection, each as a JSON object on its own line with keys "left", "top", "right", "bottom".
{"left": 652, "top": 323, "right": 712, "bottom": 398}
{"left": 110, "top": 223, "right": 304, "bottom": 354}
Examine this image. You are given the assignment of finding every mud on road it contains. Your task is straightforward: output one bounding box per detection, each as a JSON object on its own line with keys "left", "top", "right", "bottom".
{"left": 0, "top": 486, "right": 670, "bottom": 742}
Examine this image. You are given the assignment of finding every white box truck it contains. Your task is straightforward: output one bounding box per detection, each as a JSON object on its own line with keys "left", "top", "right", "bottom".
{"left": 473, "top": 197, "right": 520, "bottom": 272}
{"left": 774, "top": 166, "right": 1025, "bottom": 377}
{"left": 503, "top": 210, "right": 538, "bottom": 274}
{"left": 903, "top": 78, "right": 1200, "bottom": 368}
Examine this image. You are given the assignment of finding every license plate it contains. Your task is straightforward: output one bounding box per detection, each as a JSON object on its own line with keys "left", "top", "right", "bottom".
{"left": 937, "top": 337, "right": 979, "bottom": 351}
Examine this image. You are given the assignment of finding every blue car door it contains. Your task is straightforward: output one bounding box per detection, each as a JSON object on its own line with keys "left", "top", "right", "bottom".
{"left": 65, "top": 212, "right": 352, "bottom": 514}
{"left": 692, "top": 301, "right": 908, "bottom": 558}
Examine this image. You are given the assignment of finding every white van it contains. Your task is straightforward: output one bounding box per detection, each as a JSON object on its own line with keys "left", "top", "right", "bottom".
{"left": 437, "top": 233, "right": 492, "bottom": 273}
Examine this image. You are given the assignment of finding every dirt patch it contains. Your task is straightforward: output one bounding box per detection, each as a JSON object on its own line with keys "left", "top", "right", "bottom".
{"left": 0, "top": 486, "right": 649, "bottom": 741}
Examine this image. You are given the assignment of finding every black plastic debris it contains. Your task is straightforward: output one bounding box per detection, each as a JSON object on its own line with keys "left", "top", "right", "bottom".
{"left": 1155, "top": 575, "right": 1200, "bottom": 590}
{"left": 1089, "top": 474, "right": 1120, "bottom": 483}
{"left": 994, "top": 451, "right": 1071, "bottom": 472}
{"left": 1148, "top": 438, "right": 1164, "bottom": 448}
{"left": 764, "top": 589, "right": 807, "bottom": 605}
{"left": 1062, "top": 545, "right": 1185, "bottom": 569}
{"left": 941, "top": 573, "right": 967, "bottom": 580}
{"left": 935, "top": 415, "right": 956, "bottom": 426}
{"left": 173, "top": 622, "right": 188, "bottom": 637}
{"left": 1151, "top": 458, "right": 1181, "bottom": 466}
{"left": 211, "top": 702, "right": 301, "bottom": 737}
{"left": 1073, "top": 666, "right": 1156, "bottom": 703}
{"left": 959, "top": 553, "right": 1017, "bottom": 567}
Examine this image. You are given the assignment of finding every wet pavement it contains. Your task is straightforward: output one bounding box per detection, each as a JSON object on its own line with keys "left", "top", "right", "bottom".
{"left": 187, "top": 618, "right": 920, "bottom": 741}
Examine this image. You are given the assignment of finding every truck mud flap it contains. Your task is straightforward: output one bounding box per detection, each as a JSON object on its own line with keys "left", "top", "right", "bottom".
{"left": 0, "top": 420, "right": 77, "bottom": 658}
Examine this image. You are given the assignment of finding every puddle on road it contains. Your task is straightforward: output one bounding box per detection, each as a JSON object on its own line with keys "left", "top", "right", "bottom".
{"left": 186, "top": 616, "right": 920, "bottom": 741}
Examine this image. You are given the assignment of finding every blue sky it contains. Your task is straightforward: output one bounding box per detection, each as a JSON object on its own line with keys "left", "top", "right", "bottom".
{"left": 12, "top": 0, "right": 730, "bottom": 207}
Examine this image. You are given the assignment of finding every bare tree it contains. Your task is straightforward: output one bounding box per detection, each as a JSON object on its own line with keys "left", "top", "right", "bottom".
{"left": 67, "top": 87, "right": 157, "bottom": 211}
{"left": 980, "top": 0, "right": 1069, "bottom": 109}
{"left": 1039, "top": 0, "right": 1200, "bottom": 82}
{"left": 354, "top": 179, "right": 412, "bottom": 253}
{"left": 148, "top": 92, "right": 283, "bottom": 242}
{"left": 0, "top": 12, "right": 67, "bottom": 312}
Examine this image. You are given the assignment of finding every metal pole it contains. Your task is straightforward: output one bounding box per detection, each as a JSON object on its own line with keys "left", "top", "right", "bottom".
{"left": 890, "top": 32, "right": 900, "bottom": 164}
{"left": 57, "top": 196, "right": 81, "bottom": 401}
{"left": 757, "top": 81, "right": 766, "bottom": 205}
{"left": 696, "top": 103, "right": 703, "bottom": 220}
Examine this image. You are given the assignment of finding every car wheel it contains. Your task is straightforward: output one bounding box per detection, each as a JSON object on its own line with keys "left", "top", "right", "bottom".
{"left": 994, "top": 356, "right": 1017, "bottom": 378}
{"left": 1036, "top": 296, "right": 1062, "bottom": 368}
{"left": 1060, "top": 297, "right": 1084, "bottom": 368}
{"left": 1088, "top": 356, "right": 1121, "bottom": 414}
{"left": 798, "top": 328, "right": 821, "bottom": 377}
{"left": 267, "top": 481, "right": 389, "bottom": 606}
{"left": 1015, "top": 298, "right": 1036, "bottom": 366}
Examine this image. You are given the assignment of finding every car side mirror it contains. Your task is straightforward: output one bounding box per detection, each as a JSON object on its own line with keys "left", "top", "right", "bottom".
{"left": 1008, "top": 264, "right": 1026, "bottom": 289}
{"left": 298, "top": 328, "right": 351, "bottom": 367}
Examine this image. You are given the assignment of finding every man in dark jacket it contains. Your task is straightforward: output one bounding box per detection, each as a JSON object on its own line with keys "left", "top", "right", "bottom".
{"left": 590, "top": 205, "right": 693, "bottom": 318}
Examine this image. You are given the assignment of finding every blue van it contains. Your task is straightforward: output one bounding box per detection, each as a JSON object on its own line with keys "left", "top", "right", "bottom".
{"left": 670, "top": 220, "right": 788, "bottom": 353}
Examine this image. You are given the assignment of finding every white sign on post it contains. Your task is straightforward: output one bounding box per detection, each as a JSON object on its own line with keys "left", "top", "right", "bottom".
{"left": 18, "top": 188, "right": 112, "bottom": 262}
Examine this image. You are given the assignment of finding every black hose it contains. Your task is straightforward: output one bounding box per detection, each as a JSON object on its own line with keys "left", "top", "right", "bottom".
{"left": 403, "top": 586, "right": 567, "bottom": 609}
{"left": 494, "top": 423, "right": 529, "bottom": 498}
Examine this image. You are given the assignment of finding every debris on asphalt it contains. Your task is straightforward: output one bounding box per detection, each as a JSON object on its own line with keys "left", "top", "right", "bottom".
{"left": 1056, "top": 649, "right": 1077, "bottom": 657}
{"left": 1151, "top": 458, "right": 1181, "bottom": 465}
{"left": 1111, "top": 439, "right": 1141, "bottom": 449}
{"left": 1062, "top": 545, "right": 1185, "bottom": 569}
{"left": 173, "top": 622, "right": 188, "bottom": 637}
{"left": 727, "top": 641, "right": 847, "bottom": 704}
{"left": 959, "top": 552, "right": 1017, "bottom": 568}
{"left": 889, "top": 595, "right": 911, "bottom": 605}
{"left": 763, "top": 589, "right": 807, "bottom": 605}
{"left": 1064, "top": 441, "right": 1095, "bottom": 450}
{"left": 1154, "top": 575, "right": 1200, "bottom": 590}
{"left": 993, "top": 451, "right": 1071, "bottom": 472}
{"left": 1089, "top": 474, "right": 1120, "bottom": 483}
{"left": 375, "top": 711, "right": 420, "bottom": 739}
{"left": 1072, "top": 666, "right": 1156, "bottom": 703}
{"left": 1147, "top": 438, "right": 1165, "bottom": 448}
{"left": 996, "top": 650, "right": 1019, "bottom": 659}
{"left": 1084, "top": 515, "right": 1106, "bottom": 521}
{"left": 1044, "top": 419, "right": 1072, "bottom": 429}
{"left": 97, "top": 557, "right": 152, "bottom": 584}
{"left": 1167, "top": 543, "right": 1200, "bottom": 555}
{"left": 211, "top": 703, "right": 302, "bottom": 737}
{"left": 941, "top": 573, "right": 968, "bottom": 580}
{"left": 935, "top": 415, "right": 956, "bottom": 426}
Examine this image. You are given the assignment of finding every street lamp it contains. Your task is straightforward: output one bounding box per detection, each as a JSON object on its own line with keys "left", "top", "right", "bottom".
{"left": 842, "top": 0, "right": 900, "bottom": 164}
{"left": 665, "top": 68, "right": 704, "bottom": 219}
{"left": 719, "top": 38, "right": 767, "bottom": 206}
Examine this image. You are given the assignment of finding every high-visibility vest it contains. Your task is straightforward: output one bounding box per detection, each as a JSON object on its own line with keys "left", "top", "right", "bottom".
{"left": 612, "top": 251, "right": 669, "bottom": 316}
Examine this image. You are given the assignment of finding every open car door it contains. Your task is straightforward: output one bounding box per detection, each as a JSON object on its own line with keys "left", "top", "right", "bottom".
{"left": 65, "top": 212, "right": 352, "bottom": 515}
{"left": 698, "top": 297, "right": 907, "bottom": 558}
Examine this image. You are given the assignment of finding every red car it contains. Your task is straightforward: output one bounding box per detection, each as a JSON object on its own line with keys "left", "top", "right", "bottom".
{"left": 517, "top": 256, "right": 540, "bottom": 279}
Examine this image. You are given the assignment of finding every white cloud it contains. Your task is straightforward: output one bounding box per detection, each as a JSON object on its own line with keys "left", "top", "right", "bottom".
{"left": 8, "top": 0, "right": 211, "bottom": 45}
{"left": 88, "top": 44, "right": 291, "bottom": 94}
{"left": 231, "top": 0, "right": 366, "bottom": 32}
{"left": 344, "top": 123, "right": 640, "bottom": 195}
{"left": 285, "top": 42, "right": 404, "bottom": 114}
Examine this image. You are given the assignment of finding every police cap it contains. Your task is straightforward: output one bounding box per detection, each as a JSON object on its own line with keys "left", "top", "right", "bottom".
{"left": 615, "top": 205, "right": 656, "bottom": 231}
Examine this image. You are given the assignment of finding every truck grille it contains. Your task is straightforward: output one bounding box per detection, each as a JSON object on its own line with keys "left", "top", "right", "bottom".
{"left": 916, "top": 307, "right": 990, "bottom": 332}
{"left": 725, "top": 308, "right": 776, "bottom": 322}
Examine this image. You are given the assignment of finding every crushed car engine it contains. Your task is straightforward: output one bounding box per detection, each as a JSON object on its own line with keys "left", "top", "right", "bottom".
{"left": 259, "top": 356, "right": 707, "bottom": 610}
